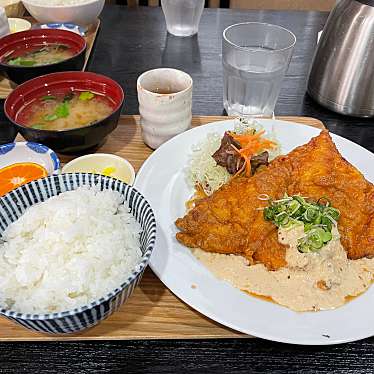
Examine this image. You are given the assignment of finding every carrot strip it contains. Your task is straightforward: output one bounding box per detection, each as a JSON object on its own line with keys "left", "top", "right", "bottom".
{"left": 229, "top": 130, "right": 277, "bottom": 177}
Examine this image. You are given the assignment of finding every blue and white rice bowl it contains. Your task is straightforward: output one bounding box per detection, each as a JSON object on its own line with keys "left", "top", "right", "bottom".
{"left": 0, "top": 173, "right": 156, "bottom": 334}
{"left": 0, "top": 142, "right": 60, "bottom": 174}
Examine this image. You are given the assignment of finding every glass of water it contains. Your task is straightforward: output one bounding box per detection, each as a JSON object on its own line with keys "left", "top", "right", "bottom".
{"left": 161, "top": 0, "right": 204, "bottom": 37}
{"left": 222, "top": 22, "right": 296, "bottom": 117}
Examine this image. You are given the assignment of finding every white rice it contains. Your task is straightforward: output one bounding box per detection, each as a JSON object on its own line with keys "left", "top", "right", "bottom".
{"left": 0, "top": 185, "right": 142, "bottom": 314}
{"left": 25, "top": 0, "right": 95, "bottom": 6}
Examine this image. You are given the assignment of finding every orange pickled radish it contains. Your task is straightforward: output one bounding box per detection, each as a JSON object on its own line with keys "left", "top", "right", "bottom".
{"left": 0, "top": 162, "right": 48, "bottom": 196}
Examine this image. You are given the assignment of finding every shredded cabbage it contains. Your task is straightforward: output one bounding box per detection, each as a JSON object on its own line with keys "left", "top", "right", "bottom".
{"left": 186, "top": 118, "right": 281, "bottom": 196}
{"left": 186, "top": 133, "right": 231, "bottom": 196}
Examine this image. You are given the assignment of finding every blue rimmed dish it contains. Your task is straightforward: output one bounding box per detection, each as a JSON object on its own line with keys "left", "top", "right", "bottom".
{"left": 0, "top": 141, "right": 60, "bottom": 174}
{"left": 37, "top": 23, "right": 86, "bottom": 36}
{"left": 0, "top": 173, "right": 156, "bottom": 334}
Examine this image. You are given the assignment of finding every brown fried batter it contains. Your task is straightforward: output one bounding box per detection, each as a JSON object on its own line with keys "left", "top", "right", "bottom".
{"left": 175, "top": 130, "right": 374, "bottom": 270}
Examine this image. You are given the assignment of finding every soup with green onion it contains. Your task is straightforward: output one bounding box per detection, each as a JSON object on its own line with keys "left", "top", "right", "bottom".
{"left": 17, "top": 90, "right": 115, "bottom": 131}
{"left": 4, "top": 44, "right": 74, "bottom": 67}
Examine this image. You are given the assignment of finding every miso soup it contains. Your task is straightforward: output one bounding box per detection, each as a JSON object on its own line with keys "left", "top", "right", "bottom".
{"left": 4, "top": 44, "right": 74, "bottom": 67}
{"left": 17, "top": 90, "right": 115, "bottom": 131}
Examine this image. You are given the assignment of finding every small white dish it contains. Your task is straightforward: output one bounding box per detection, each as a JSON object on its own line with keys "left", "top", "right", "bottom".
{"left": 62, "top": 153, "right": 135, "bottom": 185}
{"left": 8, "top": 18, "right": 31, "bottom": 33}
{"left": 22, "top": 0, "right": 104, "bottom": 26}
{"left": 0, "top": 141, "right": 60, "bottom": 174}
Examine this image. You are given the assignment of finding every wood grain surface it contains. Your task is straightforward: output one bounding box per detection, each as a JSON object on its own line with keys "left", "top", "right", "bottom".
{"left": 4, "top": 115, "right": 324, "bottom": 342}
{"left": 0, "top": 19, "right": 100, "bottom": 99}
{"left": 59, "top": 115, "right": 325, "bottom": 167}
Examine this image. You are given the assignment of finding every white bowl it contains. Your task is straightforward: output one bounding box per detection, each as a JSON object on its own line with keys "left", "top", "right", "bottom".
{"left": 62, "top": 153, "right": 136, "bottom": 185}
{"left": 21, "top": 0, "right": 104, "bottom": 25}
{"left": 8, "top": 18, "right": 32, "bottom": 33}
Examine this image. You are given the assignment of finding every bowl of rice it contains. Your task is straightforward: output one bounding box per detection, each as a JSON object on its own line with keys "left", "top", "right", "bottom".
{"left": 0, "top": 173, "right": 156, "bottom": 334}
{"left": 21, "top": 0, "right": 104, "bottom": 26}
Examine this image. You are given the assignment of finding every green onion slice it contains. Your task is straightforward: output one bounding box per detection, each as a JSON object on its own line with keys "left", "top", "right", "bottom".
{"left": 41, "top": 95, "right": 57, "bottom": 101}
{"left": 31, "top": 123, "right": 45, "bottom": 129}
{"left": 263, "top": 194, "right": 341, "bottom": 253}
{"left": 79, "top": 91, "right": 95, "bottom": 101}
{"left": 43, "top": 114, "right": 58, "bottom": 121}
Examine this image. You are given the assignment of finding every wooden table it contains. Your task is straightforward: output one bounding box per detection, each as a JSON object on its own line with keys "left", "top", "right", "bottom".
{"left": 2, "top": 5, "right": 374, "bottom": 373}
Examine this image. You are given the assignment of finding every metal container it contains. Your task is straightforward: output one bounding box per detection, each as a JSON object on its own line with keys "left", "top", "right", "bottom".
{"left": 307, "top": 0, "right": 374, "bottom": 117}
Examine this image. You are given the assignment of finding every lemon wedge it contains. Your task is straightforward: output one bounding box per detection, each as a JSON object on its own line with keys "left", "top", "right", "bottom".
{"left": 102, "top": 166, "right": 116, "bottom": 176}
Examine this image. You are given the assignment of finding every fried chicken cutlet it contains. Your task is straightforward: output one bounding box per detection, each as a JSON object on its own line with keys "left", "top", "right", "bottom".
{"left": 175, "top": 131, "right": 374, "bottom": 270}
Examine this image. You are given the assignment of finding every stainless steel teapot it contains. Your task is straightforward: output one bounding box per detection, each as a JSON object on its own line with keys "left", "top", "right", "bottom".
{"left": 307, "top": 0, "right": 374, "bottom": 117}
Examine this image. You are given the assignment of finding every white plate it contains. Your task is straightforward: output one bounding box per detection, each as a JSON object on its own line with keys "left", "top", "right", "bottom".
{"left": 134, "top": 119, "right": 374, "bottom": 345}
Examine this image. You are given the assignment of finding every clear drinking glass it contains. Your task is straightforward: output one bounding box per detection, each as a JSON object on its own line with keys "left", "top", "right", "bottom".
{"left": 222, "top": 22, "right": 296, "bottom": 117}
{"left": 161, "top": 0, "right": 204, "bottom": 37}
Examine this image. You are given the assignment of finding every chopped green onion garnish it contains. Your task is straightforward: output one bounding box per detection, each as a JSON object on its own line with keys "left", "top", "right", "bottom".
{"left": 275, "top": 212, "right": 289, "bottom": 226}
{"left": 310, "top": 228, "right": 325, "bottom": 248}
{"left": 303, "top": 206, "right": 320, "bottom": 222}
{"left": 264, "top": 208, "right": 275, "bottom": 221}
{"left": 31, "top": 123, "right": 45, "bottom": 129}
{"left": 321, "top": 216, "right": 332, "bottom": 232}
{"left": 7, "top": 57, "right": 36, "bottom": 66}
{"left": 321, "top": 230, "right": 332, "bottom": 243}
{"left": 55, "top": 101, "right": 69, "bottom": 118}
{"left": 263, "top": 194, "right": 340, "bottom": 253}
{"left": 41, "top": 95, "right": 57, "bottom": 101}
{"left": 287, "top": 200, "right": 301, "bottom": 216}
{"left": 79, "top": 91, "right": 95, "bottom": 101}
{"left": 324, "top": 207, "right": 340, "bottom": 221}
{"left": 42, "top": 101, "right": 70, "bottom": 122}
{"left": 43, "top": 114, "right": 58, "bottom": 121}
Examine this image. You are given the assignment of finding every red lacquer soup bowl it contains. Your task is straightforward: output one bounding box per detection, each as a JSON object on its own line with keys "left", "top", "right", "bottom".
{"left": 0, "top": 29, "right": 86, "bottom": 84}
{"left": 4, "top": 71, "right": 124, "bottom": 154}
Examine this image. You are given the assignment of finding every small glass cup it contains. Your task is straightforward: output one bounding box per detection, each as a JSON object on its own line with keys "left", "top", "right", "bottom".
{"left": 161, "top": 0, "right": 204, "bottom": 37}
{"left": 222, "top": 22, "right": 296, "bottom": 117}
